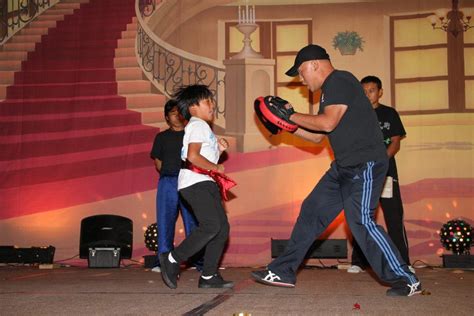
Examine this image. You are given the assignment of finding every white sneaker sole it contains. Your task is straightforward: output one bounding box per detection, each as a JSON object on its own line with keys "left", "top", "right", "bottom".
{"left": 251, "top": 272, "right": 295, "bottom": 288}
{"left": 347, "top": 266, "right": 364, "bottom": 273}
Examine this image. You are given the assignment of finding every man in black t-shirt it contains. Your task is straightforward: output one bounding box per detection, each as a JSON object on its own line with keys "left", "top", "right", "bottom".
{"left": 150, "top": 100, "right": 201, "bottom": 272}
{"left": 348, "top": 76, "right": 412, "bottom": 274}
{"left": 251, "top": 45, "right": 421, "bottom": 296}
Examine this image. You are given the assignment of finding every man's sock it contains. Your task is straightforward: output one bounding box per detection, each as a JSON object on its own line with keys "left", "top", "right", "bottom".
{"left": 168, "top": 252, "right": 177, "bottom": 263}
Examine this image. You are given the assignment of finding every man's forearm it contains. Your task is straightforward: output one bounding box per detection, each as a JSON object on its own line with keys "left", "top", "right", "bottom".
{"left": 291, "top": 112, "right": 331, "bottom": 132}
{"left": 293, "top": 128, "right": 325, "bottom": 143}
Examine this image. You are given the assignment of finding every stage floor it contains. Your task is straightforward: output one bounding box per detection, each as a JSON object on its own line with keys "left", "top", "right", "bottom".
{"left": 1, "top": 265, "right": 473, "bottom": 315}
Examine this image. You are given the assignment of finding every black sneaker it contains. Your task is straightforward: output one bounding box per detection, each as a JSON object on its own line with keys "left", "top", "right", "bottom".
{"left": 159, "top": 252, "right": 180, "bottom": 289}
{"left": 251, "top": 269, "right": 295, "bottom": 288}
{"left": 198, "top": 274, "right": 234, "bottom": 289}
{"left": 386, "top": 281, "right": 422, "bottom": 297}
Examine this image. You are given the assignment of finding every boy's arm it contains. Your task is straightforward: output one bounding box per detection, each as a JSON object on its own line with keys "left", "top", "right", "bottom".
{"left": 218, "top": 138, "right": 229, "bottom": 153}
{"left": 154, "top": 158, "right": 162, "bottom": 173}
{"left": 386, "top": 109, "right": 406, "bottom": 158}
{"left": 187, "top": 143, "right": 224, "bottom": 172}
{"left": 387, "top": 135, "right": 403, "bottom": 158}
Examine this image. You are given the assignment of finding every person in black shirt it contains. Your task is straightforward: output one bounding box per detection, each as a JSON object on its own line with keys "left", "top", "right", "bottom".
{"left": 150, "top": 99, "right": 201, "bottom": 272}
{"left": 348, "top": 76, "right": 413, "bottom": 274}
{"left": 251, "top": 44, "right": 421, "bottom": 296}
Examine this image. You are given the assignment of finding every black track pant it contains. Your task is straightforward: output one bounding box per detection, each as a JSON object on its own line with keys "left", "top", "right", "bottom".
{"left": 173, "top": 181, "right": 229, "bottom": 276}
{"left": 351, "top": 178, "right": 411, "bottom": 267}
{"left": 268, "top": 160, "right": 418, "bottom": 286}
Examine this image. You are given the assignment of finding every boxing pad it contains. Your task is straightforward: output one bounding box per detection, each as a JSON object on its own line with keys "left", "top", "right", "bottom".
{"left": 254, "top": 96, "right": 298, "bottom": 134}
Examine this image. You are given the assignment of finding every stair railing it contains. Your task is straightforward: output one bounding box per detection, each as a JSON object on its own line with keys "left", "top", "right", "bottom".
{"left": 135, "top": 0, "right": 226, "bottom": 119}
{"left": 0, "top": 0, "right": 57, "bottom": 46}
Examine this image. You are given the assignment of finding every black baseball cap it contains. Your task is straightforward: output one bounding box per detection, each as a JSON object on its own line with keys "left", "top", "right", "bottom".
{"left": 285, "top": 44, "right": 330, "bottom": 77}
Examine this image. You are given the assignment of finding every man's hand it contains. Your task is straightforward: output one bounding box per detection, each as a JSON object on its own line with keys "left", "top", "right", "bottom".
{"left": 254, "top": 96, "right": 298, "bottom": 135}
{"left": 266, "top": 96, "right": 296, "bottom": 123}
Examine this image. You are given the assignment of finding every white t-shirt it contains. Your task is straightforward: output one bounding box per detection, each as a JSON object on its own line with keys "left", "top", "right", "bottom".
{"left": 178, "top": 117, "right": 219, "bottom": 190}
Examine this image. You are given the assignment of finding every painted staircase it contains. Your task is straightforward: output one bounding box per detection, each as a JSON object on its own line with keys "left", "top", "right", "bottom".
{"left": 114, "top": 17, "right": 167, "bottom": 129}
{"left": 0, "top": 0, "right": 85, "bottom": 99}
{"left": 0, "top": 0, "right": 164, "bottom": 218}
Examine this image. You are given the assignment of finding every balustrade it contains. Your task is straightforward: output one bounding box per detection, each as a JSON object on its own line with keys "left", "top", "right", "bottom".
{"left": 135, "top": 0, "right": 226, "bottom": 118}
{"left": 0, "top": 0, "right": 53, "bottom": 45}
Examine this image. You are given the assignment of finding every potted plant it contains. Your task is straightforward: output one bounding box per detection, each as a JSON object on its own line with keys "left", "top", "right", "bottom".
{"left": 332, "top": 31, "right": 364, "bottom": 55}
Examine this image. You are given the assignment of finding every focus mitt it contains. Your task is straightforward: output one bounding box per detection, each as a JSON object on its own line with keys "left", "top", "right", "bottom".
{"left": 254, "top": 96, "right": 298, "bottom": 134}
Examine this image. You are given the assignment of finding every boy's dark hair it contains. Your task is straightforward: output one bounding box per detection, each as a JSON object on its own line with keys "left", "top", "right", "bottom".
{"left": 361, "top": 75, "right": 382, "bottom": 90}
{"left": 172, "top": 84, "right": 214, "bottom": 120}
{"left": 164, "top": 99, "right": 178, "bottom": 119}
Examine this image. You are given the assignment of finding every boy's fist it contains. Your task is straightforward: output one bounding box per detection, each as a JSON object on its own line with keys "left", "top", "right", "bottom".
{"left": 218, "top": 138, "right": 229, "bottom": 152}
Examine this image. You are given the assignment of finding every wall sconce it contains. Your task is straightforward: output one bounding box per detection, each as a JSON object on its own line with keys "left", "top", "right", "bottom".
{"left": 427, "top": 0, "right": 473, "bottom": 37}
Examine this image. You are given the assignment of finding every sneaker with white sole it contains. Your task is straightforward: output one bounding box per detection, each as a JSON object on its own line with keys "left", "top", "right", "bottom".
{"left": 151, "top": 266, "right": 161, "bottom": 273}
{"left": 386, "top": 281, "right": 422, "bottom": 297}
{"left": 159, "top": 252, "right": 180, "bottom": 289}
{"left": 347, "top": 265, "right": 365, "bottom": 273}
{"left": 198, "top": 274, "right": 234, "bottom": 289}
{"left": 251, "top": 269, "right": 295, "bottom": 288}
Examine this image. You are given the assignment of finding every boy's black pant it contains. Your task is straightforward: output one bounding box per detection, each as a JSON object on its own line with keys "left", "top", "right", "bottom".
{"left": 173, "top": 181, "right": 229, "bottom": 276}
{"left": 268, "top": 160, "right": 418, "bottom": 286}
{"left": 351, "top": 178, "right": 411, "bottom": 267}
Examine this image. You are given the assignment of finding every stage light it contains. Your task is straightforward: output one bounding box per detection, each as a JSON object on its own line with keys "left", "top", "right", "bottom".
{"left": 144, "top": 223, "right": 158, "bottom": 252}
{"left": 439, "top": 219, "right": 472, "bottom": 255}
{"left": 143, "top": 223, "right": 158, "bottom": 268}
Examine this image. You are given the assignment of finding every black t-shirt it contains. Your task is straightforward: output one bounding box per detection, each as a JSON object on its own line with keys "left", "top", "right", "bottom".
{"left": 319, "top": 70, "right": 387, "bottom": 167}
{"left": 375, "top": 104, "right": 406, "bottom": 178}
{"left": 150, "top": 129, "right": 184, "bottom": 176}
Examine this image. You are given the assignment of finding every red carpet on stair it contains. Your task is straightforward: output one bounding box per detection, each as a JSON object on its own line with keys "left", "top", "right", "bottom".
{"left": 0, "top": 0, "right": 159, "bottom": 218}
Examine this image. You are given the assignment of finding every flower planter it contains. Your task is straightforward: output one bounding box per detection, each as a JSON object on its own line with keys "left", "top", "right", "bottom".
{"left": 338, "top": 46, "right": 357, "bottom": 55}
{"left": 332, "top": 31, "right": 364, "bottom": 56}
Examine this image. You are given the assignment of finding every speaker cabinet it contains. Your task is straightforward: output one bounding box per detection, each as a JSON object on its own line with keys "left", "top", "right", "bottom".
{"left": 79, "top": 214, "right": 133, "bottom": 260}
{"left": 442, "top": 254, "right": 474, "bottom": 268}
{"left": 88, "top": 247, "right": 121, "bottom": 268}
{"left": 0, "top": 246, "right": 55, "bottom": 264}
{"left": 143, "top": 254, "right": 157, "bottom": 269}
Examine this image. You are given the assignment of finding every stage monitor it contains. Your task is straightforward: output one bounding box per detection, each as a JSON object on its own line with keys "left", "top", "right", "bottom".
{"left": 79, "top": 214, "right": 133, "bottom": 259}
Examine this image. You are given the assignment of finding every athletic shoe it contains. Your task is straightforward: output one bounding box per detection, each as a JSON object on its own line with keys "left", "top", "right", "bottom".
{"left": 151, "top": 266, "right": 161, "bottom": 273}
{"left": 251, "top": 269, "right": 295, "bottom": 288}
{"left": 408, "top": 265, "right": 416, "bottom": 274}
{"left": 159, "top": 252, "right": 180, "bottom": 289}
{"left": 198, "top": 274, "right": 234, "bottom": 289}
{"left": 347, "top": 265, "right": 365, "bottom": 273}
{"left": 386, "top": 281, "right": 422, "bottom": 297}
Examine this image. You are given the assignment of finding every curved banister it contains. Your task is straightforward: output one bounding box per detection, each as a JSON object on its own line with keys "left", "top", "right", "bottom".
{"left": 0, "top": 0, "right": 58, "bottom": 45}
{"left": 135, "top": 0, "right": 226, "bottom": 119}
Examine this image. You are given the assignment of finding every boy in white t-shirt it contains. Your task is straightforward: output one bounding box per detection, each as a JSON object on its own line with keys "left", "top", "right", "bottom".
{"left": 159, "top": 84, "right": 234, "bottom": 289}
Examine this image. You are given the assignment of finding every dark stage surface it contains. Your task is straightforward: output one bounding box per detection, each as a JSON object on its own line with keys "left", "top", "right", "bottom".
{"left": 1, "top": 265, "right": 473, "bottom": 315}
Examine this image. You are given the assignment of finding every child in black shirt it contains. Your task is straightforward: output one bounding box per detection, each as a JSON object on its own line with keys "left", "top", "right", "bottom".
{"left": 150, "top": 99, "right": 201, "bottom": 272}
{"left": 348, "top": 75, "right": 412, "bottom": 274}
